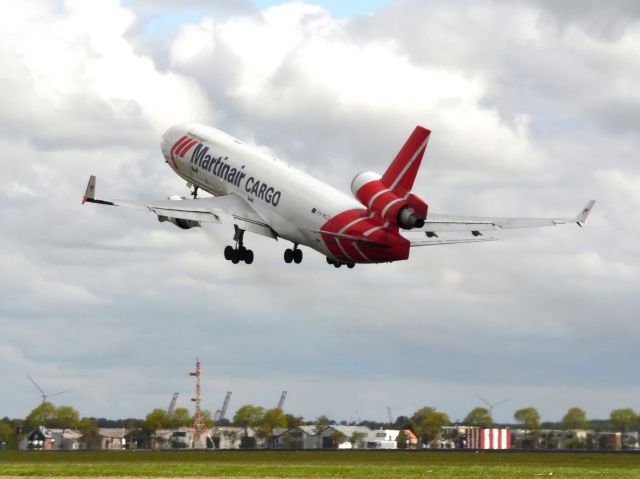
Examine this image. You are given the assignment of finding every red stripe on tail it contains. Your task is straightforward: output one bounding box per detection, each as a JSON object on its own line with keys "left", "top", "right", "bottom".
{"left": 381, "top": 126, "right": 431, "bottom": 193}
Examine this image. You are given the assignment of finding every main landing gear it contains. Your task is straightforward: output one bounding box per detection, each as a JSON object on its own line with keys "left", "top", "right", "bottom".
{"left": 326, "top": 257, "right": 355, "bottom": 269}
{"left": 284, "top": 245, "right": 303, "bottom": 264}
{"left": 224, "top": 226, "right": 254, "bottom": 264}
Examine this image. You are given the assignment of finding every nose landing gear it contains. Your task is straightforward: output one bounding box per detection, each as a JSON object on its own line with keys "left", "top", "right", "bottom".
{"left": 225, "top": 226, "right": 254, "bottom": 264}
{"left": 284, "top": 245, "right": 303, "bottom": 264}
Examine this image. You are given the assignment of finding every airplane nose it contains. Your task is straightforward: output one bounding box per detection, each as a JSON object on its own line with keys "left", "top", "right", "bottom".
{"left": 161, "top": 126, "right": 180, "bottom": 160}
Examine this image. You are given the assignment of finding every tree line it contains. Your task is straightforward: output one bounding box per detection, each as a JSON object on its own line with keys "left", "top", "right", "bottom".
{"left": 2, "top": 401, "right": 639, "bottom": 450}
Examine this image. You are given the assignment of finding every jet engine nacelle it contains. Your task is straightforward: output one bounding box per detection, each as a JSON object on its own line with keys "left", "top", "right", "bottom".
{"left": 351, "top": 171, "right": 427, "bottom": 229}
{"left": 156, "top": 195, "right": 201, "bottom": 229}
{"left": 158, "top": 215, "right": 201, "bottom": 229}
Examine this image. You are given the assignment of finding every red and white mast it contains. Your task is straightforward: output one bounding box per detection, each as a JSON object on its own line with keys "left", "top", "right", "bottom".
{"left": 189, "top": 357, "right": 211, "bottom": 448}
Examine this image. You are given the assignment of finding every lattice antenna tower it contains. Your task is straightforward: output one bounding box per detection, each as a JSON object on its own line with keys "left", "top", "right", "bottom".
{"left": 189, "top": 357, "right": 211, "bottom": 448}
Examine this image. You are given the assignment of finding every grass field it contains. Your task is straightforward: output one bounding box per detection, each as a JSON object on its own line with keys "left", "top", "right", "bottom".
{"left": 1, "top": 450, "right": 640, "bottom": 478}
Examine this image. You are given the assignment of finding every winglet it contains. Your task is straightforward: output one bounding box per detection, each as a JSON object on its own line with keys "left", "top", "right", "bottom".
{"left": 82, "top": 175, "right": 96, "bottom": 204}
{"left": 575, "top": 200, "right": 596, "bottom": 224}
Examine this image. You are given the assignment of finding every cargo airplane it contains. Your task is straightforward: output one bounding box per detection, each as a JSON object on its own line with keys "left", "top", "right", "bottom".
{"left": 83, "top": 124, "right": 594, "bottom": 268}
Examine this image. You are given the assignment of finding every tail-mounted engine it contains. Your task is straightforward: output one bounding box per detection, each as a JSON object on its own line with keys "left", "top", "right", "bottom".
{"left": 351, "top": 171, "right": 427, "bottom": 229}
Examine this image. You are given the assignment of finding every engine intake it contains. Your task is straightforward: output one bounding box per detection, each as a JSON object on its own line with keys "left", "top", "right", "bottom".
{"left": 158, "top": 215, "right": 200, "bottom": 230}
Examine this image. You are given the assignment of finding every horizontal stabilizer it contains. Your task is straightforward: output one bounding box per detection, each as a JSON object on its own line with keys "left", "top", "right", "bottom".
{"left": 411, "top": 237, "right": 497, "bottom": 247}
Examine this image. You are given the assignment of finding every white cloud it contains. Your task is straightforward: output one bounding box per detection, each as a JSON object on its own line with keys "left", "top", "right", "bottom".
{"left": 0, "top": 0, "right": 210, "bottom": 148}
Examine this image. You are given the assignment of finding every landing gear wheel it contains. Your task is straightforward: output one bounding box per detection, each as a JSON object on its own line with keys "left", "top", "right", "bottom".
{"left": 333, "top": 262, "right": 341, "bottom": 268}
{"left": 293, "top": 248, "right": 303, "bottom": 264}
{"left": 225, "top": 226, "right": 254, "bottom": 265}
{"left": 284, "top": 248, "right": 294, "bottom": 263}
{"left": 347, "top": 263, "right": 355, "bottom": 269}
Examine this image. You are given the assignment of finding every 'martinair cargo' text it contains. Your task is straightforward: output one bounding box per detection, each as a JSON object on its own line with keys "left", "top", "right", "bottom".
{"left": 191, "top": 143, "right": 281, "bottom": 207}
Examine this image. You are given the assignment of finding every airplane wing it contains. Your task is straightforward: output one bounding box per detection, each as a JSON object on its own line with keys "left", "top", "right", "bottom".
{"left": 82, "top": 175, "right": 277, "bottom": 239}
{"left": 413, "top": 200, "right": 595, "bottom": 234}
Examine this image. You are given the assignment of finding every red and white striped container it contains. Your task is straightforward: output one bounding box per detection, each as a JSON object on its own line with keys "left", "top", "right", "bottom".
{"left": 466, "top": 428, "right": 511, "bottom": 449}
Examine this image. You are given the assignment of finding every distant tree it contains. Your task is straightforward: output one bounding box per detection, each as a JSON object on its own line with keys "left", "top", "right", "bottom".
{"left": 410, "top": 407, "right": 450, "bottom": 446}
{"left": 314, "top": 415, "right": 333, "bottom": 435}
{"left": 329, "top": 430, "right": 346, "bottom": 448}
{"left": 610, "top": 409, "right": 638, "bottom": 432}
{"left": 562, "top": 407, "right": 588, "bottom": 430}
{"left": 350, "top": 431, "right": 367, "bottom": 449}
{"left": 200, "top": 410, "right": 215, "bottom": 429}
{"left": 392, "top": 415, "right": 411, "bottom": 429}
{"left": 514, "top": 407, "right": 541, "bottom": 449}
{"left": 514, "top": 407, "right": 541, "bottom": 430}
{"left": 0, "top": 420, "right": 13, "bottom": 448}
{"left": 54, "top": 406, "right": 79, "bottom": 429}
{"left": 284, "top": 414, "right": 304, "bottom": 429}
{"left": 233, "top": 405, "right": 265, "bottom": 436}
{"left": 410, "top": 407, "right": 435, "bottom": 433}
{"left": 216, "top": 418, "right": 231, "bottom": 427}
{"left": 54, "top": 405, "right": 80, "bottom": 449}
{"left": 464, "top": 407, "right": 493, "bottom": 428}
{"left": 422, "top": 412, "right": 450, "bottom": 447}
{"left": 77, "top": 417, "right": 100, "bottom": 449}
{"left": 168, "top": 407, "right": 191, "bottom": 429}
{"left": 144, "top": 408, "right": 169, "bottom": 437}
{"left": 396, "top": 430, "right": 408, "bottom": 449}
{"left": 24, "top": 401, "right": 56, "bottom": 429}
{"left": 125, "top": 418, "right": 147, "bottom": 449}
{"left": 256, "top": 408, "right": 286, "bottom": 447}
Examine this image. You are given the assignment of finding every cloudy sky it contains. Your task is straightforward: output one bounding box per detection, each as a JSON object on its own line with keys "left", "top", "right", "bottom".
{"left": 1, "top": 0, "right": 638, "bottom": 426}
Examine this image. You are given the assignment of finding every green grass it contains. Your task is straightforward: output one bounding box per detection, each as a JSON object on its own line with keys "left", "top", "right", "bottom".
{"left": 1, "top": 450, "right": 640, "bottom": 478}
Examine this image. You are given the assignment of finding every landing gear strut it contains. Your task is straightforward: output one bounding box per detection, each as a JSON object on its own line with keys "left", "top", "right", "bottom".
{"left": 326, "top": 257, "right": 355, "bottom": 269}
{"left": 224, "top": 226, "right": 254, "bottom": 264}
{"left": 284, "top": 244, "right": 303, "bottom": 264}
{"left": 190, "top": 186, "right": 199, "bottom": 199}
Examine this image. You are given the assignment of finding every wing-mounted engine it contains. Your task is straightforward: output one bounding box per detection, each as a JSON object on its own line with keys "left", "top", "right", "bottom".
{"left": 350, "top": 171, "right": 427, "bottom": 229}
{"left": 157, "top": 195, "right": 201, "bottom": 230}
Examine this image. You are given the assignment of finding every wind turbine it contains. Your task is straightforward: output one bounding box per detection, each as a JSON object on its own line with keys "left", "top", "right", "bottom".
{"left": 475, "top": 393, "right": 510, "bottom": 419}
{"left": 27, "top": 375, "right": 73, "bottom": 404}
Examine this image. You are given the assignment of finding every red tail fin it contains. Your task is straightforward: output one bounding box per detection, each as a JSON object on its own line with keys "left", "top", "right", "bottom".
{"left": 381, "top": 126, "right": 431, "bottom": 193}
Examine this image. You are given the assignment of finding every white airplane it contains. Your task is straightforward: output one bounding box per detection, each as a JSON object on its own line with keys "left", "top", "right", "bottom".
{"left": 83, "top": 124, "right": 594, "bottom": 268}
